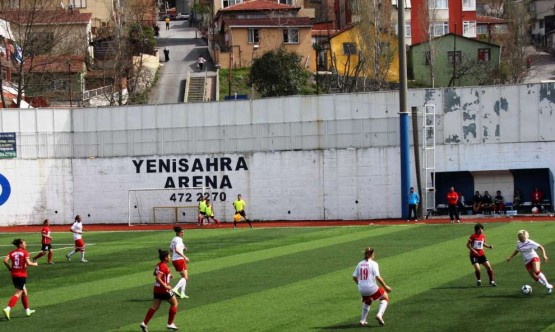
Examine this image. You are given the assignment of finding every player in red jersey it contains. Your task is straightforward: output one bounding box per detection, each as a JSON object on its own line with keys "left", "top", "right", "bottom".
{"left": 3, "top": 239, "right": 38, "bottom": 320}
{"left": 32, "top": 219, "right": 54, "bottom": 264}
{"left": 140, "top": 249, "right": 179, "bottom": 332}
{"left": 467, "top": 223, "right": 496, "bottom": 287}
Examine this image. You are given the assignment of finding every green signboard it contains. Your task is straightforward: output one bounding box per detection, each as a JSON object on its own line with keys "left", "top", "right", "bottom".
{"left": 0, "top": 133, "right": 16, "bottom": 158}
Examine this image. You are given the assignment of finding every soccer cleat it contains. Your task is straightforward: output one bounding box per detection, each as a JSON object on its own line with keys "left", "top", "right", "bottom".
{"left": 26, "top": 309, "right": 35, "bottom": 317}
{"left": 375, "top": 314, "right": 385, "bottom": 326}
{"left": 360, "top": 320, "right": 368, "bottom": 326}
{"left": 81, "top": 259, "right": 88, "bottom": 263}
{"left": 490, "top": 281, "right": 496, "bottom": 287}
{"left": 140, "top": 322, "right": 149, "bottom": 332}
{"left": 47, "top": 261, "right": 54, "bottom": 264}
{"left": 450, "top": 220, "right": 454, "bottom": 223}
{"left": 547, "top": 285, "right": 553, "bottom": 294}
{"left": 477, "top": 280, "right": 481, "bottom": 286}
{"left": 167, "top": 323, "right": 179, "bottom": 330}
{"left": 457, "top": 220, "right": 461, "bottom": 223}
{"left": 415, "top": 219, "right": 418, "bottom": 222}
{"left": 3, "top": 308, "right": 10, "bottom": 320}
{"left": 180, "top": 292, "right": 189, "bottom": 299}
{"left": 66, "top": 254, "right": 71, "bottom": 262}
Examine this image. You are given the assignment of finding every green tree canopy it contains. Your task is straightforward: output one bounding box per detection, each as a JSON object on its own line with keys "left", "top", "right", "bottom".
{"left": 249, "top": 48, "right": 309, "bottom": 97}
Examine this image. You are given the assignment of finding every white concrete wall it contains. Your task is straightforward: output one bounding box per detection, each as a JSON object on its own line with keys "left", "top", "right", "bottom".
{"left": 0, "top": 83, "right": 554, "bottom": 225}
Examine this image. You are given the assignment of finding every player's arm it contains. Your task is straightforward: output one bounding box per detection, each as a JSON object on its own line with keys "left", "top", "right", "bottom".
{"left": 376, "top": 275, "right": 392, "bottom": 293}
{"left": 352, "top": 276, "right": 359, "bottom": 284}
{"left": 26, "top": 257, "right": 38, "bottom": 267}
{"left": 506, "top": 250, "right": 519, "bottom": 262}
{"left": 156, "top": 272, "right": 171, "bottom": 291}
{"left": 538, "top": 245, "right": 549, "bottom": 262}
{"left": 3, "top": 255, "right": 11, "bottom": 271}
{"left": 466, "top": 239, "right": 479, "bottom": 255}
{"left": 484, "top": 242, "right": 493, "bottom": 249}
{"left": 42, "top": 231, "right": 52, "bottom": 238}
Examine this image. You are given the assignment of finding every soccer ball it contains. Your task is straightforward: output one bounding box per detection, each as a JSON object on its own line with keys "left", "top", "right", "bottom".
{"left": 521, "top": 285, "right": 532, "bottom": 295}
{"left": 233, "top": 214, "right": 242, "bottom": 222}
{"left": 531, "top": 207, "right": 539, "bottom": 214}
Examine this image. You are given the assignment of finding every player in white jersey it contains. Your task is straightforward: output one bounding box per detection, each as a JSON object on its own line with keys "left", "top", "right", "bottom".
{"left": 506, "top": 230, "right": 553, "bottom": 294}
{"left": 352, "top": 247, "right": 392, "bottom": 326}
{"left": 170, "top": 226, "right": 190, "bottom": 299}
{"left": 66, "top": 215, "right": 87, "bottom": 263}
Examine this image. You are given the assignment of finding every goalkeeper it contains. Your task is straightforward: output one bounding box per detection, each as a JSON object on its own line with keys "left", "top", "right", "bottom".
{"left": 233, "top": 194, "right": 252, "bottom": 228}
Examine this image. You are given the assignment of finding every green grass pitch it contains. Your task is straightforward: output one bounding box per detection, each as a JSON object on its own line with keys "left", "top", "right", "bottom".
{"left": 0, "top": 221, "right": 554, "bottom": 331}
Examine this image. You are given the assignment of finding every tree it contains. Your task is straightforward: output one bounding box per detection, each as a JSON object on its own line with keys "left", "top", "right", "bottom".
{"left": 249, "top": 48, "right": 310, "bottom": 97}
{"left": 0, "top": 2, "right": 86, "bottom": 107}
{"left": 496, "top": 0, "right": 533, "bottom": 84}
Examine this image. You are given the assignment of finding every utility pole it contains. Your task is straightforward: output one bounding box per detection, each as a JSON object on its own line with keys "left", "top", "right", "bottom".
{"left": 67, "top": 60, "right": 72, "bottom": 108}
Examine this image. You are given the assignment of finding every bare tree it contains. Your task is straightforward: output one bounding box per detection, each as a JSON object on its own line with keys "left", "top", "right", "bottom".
{"left": 496, "top": 0, "right": 532, "bottom": 84}
{"left": 0, "top": 2, "right": 87, "bottom": 107}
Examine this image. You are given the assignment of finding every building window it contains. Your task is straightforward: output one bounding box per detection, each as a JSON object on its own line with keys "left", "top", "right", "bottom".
{"left": 70, "top": 0, "right": 87, "bottom": 8}
{"left": 447, "top": 51, "right": 462, "bottom": 65}
{"left": 222, "top": 0, "right": 241, "bottom": 8}
{"left": 462, "top": 0, "right": 475, "bottom": 11}
{"left": 476, "top": 25, "right": 488, "bottom": 35}
{"left": 429, "top": 0, "right": 447, "bottom": 9}
{"left": 49, "top": 79, "right": 69, "bottom": 91}
{"left": 248, "top": 28, "right": 259, "bottom": 43}
{"left": 430, "top": 22, "right": 449, "bottom": 36}
{"left": 478, "top": 48, "right": 491, "bottom": 62}
{"left": 405, "top": 22, "right": 411, "bottom": 37}
{"left": 463, "top": 21, "right": 476, "bottom": 38}
{"left": 283, "top": 28, "right": 299, "bottom": 44}
{"left": 424, "top": 51, "right": 431, "bottom": 65}
{"left": 343, "top": 42, "right": 357, "bottom": 55}
{"left": 279, "top": 0, "right": 294, "bottom": 4}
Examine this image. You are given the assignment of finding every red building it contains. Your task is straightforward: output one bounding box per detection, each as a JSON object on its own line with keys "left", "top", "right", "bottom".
{"left": 410, "top": 0, "right": 477, "bottom": 45}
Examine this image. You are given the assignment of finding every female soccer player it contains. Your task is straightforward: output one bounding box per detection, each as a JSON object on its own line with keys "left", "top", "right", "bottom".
{"left": 467, "top": 223, "right": 496, "bottom": 286}
{"left": 66, "top": 215, "right": 87, "bottom": 263}
{"left": 3, "top": 239, "right": 38, "bottom": 320}
{"left": 506, "top": 230, "right": 553, "bottom": 294}
{"left": 140, "top": 249, "right": 179, "bottom": 331}
{"left": 33, "top": 219, "right": 54, "bottom": 264}
{"left": 352, "top": 247, "right": 392, "bottom": 326}
{"left": 170, "top": 226, "right": 190, "bottom": 299}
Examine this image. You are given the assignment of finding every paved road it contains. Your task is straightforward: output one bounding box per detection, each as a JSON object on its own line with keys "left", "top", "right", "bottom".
{"left": 149, "top": 20, "right": 213, "bottom": 104}
{"left": 525, "top": 50, "right": 555, "bottom": 83}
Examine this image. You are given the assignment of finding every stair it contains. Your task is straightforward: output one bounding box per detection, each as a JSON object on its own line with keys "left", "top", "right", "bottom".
{"left": 187, "top": 76, "right": 205, "bottom": 102}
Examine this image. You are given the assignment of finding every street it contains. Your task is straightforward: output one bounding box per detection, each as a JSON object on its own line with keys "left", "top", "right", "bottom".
{"left": 149, "top": 20, "right": 212, "bottom": 104}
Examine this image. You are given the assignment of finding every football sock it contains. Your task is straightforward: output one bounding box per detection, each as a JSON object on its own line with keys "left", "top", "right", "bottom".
{"left": 361, "top": 303, "right": 370, "bottom": 321}
{"left": 179, "top": 278, "right": 187, "bottom": 294}
{"left": 67, "top": 250, "right": 75, "bottom": 257}
{"left": 81, "top": 252, "right": 86, "bottom": 260}
{"left": 536, "top": 272, "right": 549, "bottom": 286}
{"left": 377, "top": 299, "right": 389, "bottom": 317}
{"left": 48, "top": 252, "right": 53, "bottom": 262}
{"left": 21, "top": 295, "right": 29, "bottom": 309}
{"left": 8, "top": 296, "right": 18, "bottom": 308}
{"left": 144, "top": 308, "right": 156, "bottom": 324}
{"left": 168, "top": 306, "right": 177, "bottom": 325}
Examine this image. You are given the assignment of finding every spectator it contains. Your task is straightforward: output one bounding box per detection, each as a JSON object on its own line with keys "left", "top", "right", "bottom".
{"left": 447, "top": 186, "right": 460, "bottom": 223}
{"left": 163, "top": 47, "right": 170, "bottom": 62}
{"left": 513, "top": 189, "right": 522, "bottom": 207}
{"left": 472, "top": 191, "right": 483, "bottom": 214}
{"left": 530, "top": 187, "right": 544, "bottom": 212}
{"left": 165, "top": 17, "right": 170, "bottom": 30}
{"left": 494, "top": 190, "right": 505, "bottom": 214}
{"left": 482, "top": 191, "right": 493, "bottom": 214}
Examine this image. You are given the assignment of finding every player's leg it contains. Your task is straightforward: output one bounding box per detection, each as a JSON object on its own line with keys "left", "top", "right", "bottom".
{"left": 530, "top": 261, "right": 551, "bottom": 290}
{"left": 472, "top": 262, "right": 482, "bottom": 286}
{"left": 483, "top": 261, "right": 496, "bottom": 286}
{"left": 142, "top": 299, "right": 162, "bottom": 329}
{"left": 4, "top": 284, "right": 24, "bottom": 320}
{"left": 360, "top": 297, "right": 371, "bottom": 325}
{"left": 166, "top": 296, "right": 179, "bottom": 330}
{"left": 20, "top": 286, "right": 35, "bottom": 316}
{"left": 33, "top": 251, "right": 45, "bottom": 262}
{"left": 375, "top": 292, "right": 389, "bottom": 326}
{"left": 47, "top": 248, "right": 54, "bottom": 264}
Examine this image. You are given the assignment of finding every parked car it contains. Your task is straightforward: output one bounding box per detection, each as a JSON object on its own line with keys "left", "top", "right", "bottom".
{"left": 176, "top": 13, "right": 190, "bottom": 20}
{"left": 159, "top": 14, "right": 176, "bottom": 21}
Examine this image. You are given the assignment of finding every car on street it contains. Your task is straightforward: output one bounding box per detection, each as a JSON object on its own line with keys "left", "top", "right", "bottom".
{"left": 176, "top": 13, "right": 190, "bottom": 20}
